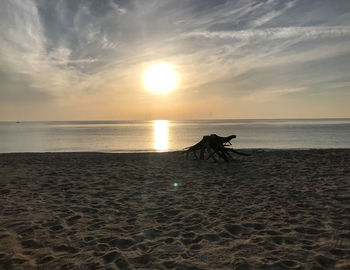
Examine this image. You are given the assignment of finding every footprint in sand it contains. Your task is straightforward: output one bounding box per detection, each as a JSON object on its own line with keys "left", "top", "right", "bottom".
{"left": 181, "top": 235, "right": 203, "bottom": 246}
{"left": 190, "top": 244, "right": 202, "bottom": 250}
{"left": 37, "top": 255, "right": 54, "bottom": 264}
{"left": 11, "top": 257, "right": 26, "bottom": 265}
{"left": 162, "top": 260, "right": 177, "bottom": 269}
{"left": 102, "top": 251, "right": 121, "bottom": 263}
{"left": 136, "top": 243, "right": 149, "bottom": 252}
{"left": 330, "top": 248, "right": 350, "bottom": 257}
{"left": 49, "top": 224, "right": 64, "bottom": 232}
{"left": 202, "top": 233, "right": 220, "bottom": 242}
{"left": 53, "top": 245, "right": 78, "bottom": 253}
{"left": 109, "top": 238, "right": 135, "bottom": 250}
{"left": 315, "top": 255, "right": 336, "bottom": 268}
{"left": 114, "top": 256, "right": 130, "bottom": 269}
{"left": 96, "top": 243, "right": 109, "bottom": 252}
{"left": 294, "top": 227, "right": 325, "bottom": 235}
{"left": 66, "top": 215, "right": 81, "bottom": 225}
{"left": 224, "top": 224, "right": 243, "bottom": 235}
{"left": 84, "top": 236, "right": 94, "bottom": 242}
{"left": 182, "top": 232, "right": 195, "bottom": 239}
{"left": 21, "top": 239, "right": 43, "bottom": 249}
{"left": 0, "top": 234, "right": 10, "bottom": 240}
{"left": 131, "top": 254, "right": 152, "bottom": 267}
{"left": 143, "top": 228, "right": 162, "bottom": 240}
{"left": 279, "top": 260, "right": 301, "bottom": 269}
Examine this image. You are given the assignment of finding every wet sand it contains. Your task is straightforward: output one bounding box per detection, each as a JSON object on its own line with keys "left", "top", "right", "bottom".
{"left": 0, "top": 150, "right": 350, "bottom": 269}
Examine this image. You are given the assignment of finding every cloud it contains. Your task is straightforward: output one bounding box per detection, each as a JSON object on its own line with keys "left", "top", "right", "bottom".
{"left": 241, "top": 87, "right": 307, "bottom": 102}
{"left": 1, "top": 0, "right": 350, "bottom": 119}
{"left": 186, "top": 26, "right": 350, "bottom": 41}
{"left": 100, "top": 35, "right": 118, "bottom": 49}
{"left": 327, "top": 81, "right": 350, "bottom": 89}
{"left": 249, "top": 0, "right": 298, "bottom": 27}
{"left": 109, "top": 0, "right": 127, "bottom": 15}
{"left": 0, "top": 0, "right": 88, "bottom": 97}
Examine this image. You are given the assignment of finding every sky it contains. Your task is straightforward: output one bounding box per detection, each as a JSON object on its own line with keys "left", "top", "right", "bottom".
{"left": 1, "top": 0, "right": 350, "bottom": 120}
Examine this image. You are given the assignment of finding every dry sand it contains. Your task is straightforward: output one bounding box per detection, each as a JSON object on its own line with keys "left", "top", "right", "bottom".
{"left": 0, "top": 150, "right": 350, "bottom": 270}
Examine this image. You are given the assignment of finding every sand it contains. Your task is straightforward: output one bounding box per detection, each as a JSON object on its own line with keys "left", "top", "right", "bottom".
{"left": 0, "top": 150, "right": 350, "bottom": 269}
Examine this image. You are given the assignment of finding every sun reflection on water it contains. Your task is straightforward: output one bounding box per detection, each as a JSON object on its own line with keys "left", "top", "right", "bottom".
{"left": 153, "top": 120, "right": 168, "bottom": 151}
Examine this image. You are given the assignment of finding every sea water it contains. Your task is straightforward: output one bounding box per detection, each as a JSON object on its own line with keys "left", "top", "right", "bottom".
{"left": 0, "top": 119, "right": 350, "bottom": 153}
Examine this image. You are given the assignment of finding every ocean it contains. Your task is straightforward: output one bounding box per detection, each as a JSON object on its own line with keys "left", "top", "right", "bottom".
{"left": 0, "top": 119, "right": 349, "bottom": 153}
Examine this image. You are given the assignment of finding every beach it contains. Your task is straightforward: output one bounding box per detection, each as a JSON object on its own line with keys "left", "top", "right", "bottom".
{"left": 0, "top": 150, "right": 350, "bottom": 269}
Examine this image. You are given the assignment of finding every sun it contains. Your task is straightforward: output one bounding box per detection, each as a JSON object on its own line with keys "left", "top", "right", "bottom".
{"left": 143, "top": 63, "right": 177, "bottom": 94}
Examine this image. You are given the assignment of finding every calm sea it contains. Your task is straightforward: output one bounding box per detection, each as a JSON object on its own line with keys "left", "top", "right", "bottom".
{"left": 0, "top": 119, "right": 349, "bottom": 153}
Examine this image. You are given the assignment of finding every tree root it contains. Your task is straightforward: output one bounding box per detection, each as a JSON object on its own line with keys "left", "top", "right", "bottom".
{"left": 184, "top": 134, "right": 250, "bottom": 162}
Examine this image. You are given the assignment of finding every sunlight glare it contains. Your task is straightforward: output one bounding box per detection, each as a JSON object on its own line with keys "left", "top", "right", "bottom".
{"left": 153, "top": 120, "right": 168, "bottom": 151}
{"left": 144, "top": 63, "right": 177, "bottom": 94}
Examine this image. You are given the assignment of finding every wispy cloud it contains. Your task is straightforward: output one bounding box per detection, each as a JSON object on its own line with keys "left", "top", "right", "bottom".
{"left": 249, "top": 0, "right": 298, "bottom": 27}
{"left": 327, "top": 81, "right": 350, "bottom": 89}
{"left": 109, "top": 0, "right": 127, "bottom": 15}
{"left": 241, "top": 87, "right": 307, "bottom": 102}
{"left": 186, "top": 26, "right": 350, "bottom": 41}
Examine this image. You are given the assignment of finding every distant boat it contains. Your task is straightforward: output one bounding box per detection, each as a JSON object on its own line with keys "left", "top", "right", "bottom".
{"left": 16, "top": 121, "right": 20, "bottom": 123}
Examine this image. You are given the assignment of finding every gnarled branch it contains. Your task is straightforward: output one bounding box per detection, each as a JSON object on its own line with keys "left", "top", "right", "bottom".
{"left": 185, "top": 134, "right": 249, "bottom": 162}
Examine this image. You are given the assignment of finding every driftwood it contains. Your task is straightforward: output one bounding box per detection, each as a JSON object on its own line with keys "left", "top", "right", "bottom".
{"left": 185, "top": 134, "right": 250, "bottom": 162}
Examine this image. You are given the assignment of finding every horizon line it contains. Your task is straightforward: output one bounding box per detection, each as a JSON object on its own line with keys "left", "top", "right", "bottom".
{"left": 1, "top": 117, "right": 350, "bottom": 123}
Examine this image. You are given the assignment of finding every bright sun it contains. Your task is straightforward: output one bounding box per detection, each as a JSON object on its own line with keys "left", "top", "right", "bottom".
{"left": 143, "top": 63, "right": 177, "bottom": 94}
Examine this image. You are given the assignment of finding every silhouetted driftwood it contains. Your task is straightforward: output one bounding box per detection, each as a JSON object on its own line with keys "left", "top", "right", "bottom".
{"left": 185, "top": 134, "right": 250, "bottom": 162}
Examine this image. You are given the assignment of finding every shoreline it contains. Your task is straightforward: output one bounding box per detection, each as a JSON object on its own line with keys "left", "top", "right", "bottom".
{"left": 1, "top": 147, "right": 350, "bottom": 154}
{"left": 1, "top": 150, "right": 350, "bottom": 269}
